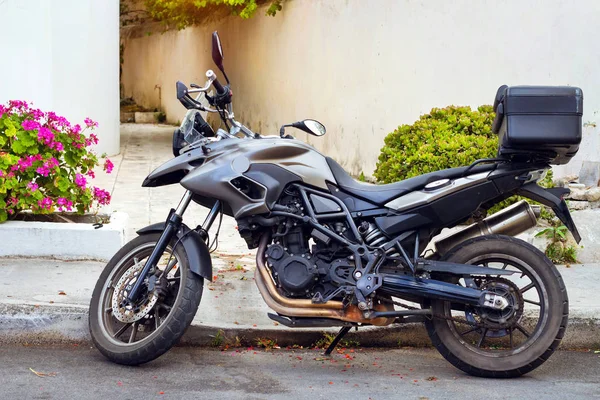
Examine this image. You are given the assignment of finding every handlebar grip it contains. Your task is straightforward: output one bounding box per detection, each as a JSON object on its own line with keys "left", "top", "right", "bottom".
{"left": 212, "top": 77, "right": 226, "bottom": 95}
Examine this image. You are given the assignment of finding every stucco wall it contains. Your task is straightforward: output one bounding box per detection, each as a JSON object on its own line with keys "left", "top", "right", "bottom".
{"left": 121, "top": 0, "right": 600, "bottom": 177}
{"left": 0, "top": 0, "right": 120, "bottom": 156}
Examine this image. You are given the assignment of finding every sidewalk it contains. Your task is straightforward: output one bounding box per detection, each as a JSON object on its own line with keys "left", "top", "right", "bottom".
{"left": 1, "top": 124, "right": 599, "bottom": 349}
{"left": 1, "top": 257, "right": 599, "bottom": 348}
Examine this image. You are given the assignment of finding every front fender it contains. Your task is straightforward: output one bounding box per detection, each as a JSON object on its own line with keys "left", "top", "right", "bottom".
{"left": 137, "top": 223, "right": 213, "bottom": 281}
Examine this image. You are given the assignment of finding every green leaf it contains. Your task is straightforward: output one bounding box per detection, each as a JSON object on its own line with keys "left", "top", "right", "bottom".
{"left": 10, "top": 139, "right": 27, "bottom": 154}
{"left": 56, "top": 176, "right": 70, "bottom": 192}
{"left": 535, "top": 228, "right": 553, "bottom": 238}
{"left": 64, "top": 151, "right": 76, "bottom": 167}
{"left": 4, "top": 119, "right": 16, "bottom": 137}
{"left": 0, "top": 209, "right": 6, "bottom": 223}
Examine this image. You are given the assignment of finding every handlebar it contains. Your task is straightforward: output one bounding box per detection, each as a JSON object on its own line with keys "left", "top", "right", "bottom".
{"left": 206, "top": 70, "right": 226, "bottom": 95}
{"left": 177, "top": 69, "right": 258, "bottom": 140}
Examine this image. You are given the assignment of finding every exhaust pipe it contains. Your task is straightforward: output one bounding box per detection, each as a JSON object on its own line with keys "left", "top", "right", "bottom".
{"left": 434, "top": 200, "right": 537, "bottom": 255}
{"left": 254, "top": 234, "right": 345, "bottom": 319}
{"left": 254, "top": 234, "right": 394, "bottom": 325}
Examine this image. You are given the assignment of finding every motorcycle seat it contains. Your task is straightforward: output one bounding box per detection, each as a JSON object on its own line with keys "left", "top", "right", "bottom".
{"left": 325, "top": 157, "right": 496, "bottom": 205}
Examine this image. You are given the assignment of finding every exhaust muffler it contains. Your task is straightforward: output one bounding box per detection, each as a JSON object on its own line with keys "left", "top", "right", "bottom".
{"left": 434, "top": 200, "right": 537, "bottom": 255}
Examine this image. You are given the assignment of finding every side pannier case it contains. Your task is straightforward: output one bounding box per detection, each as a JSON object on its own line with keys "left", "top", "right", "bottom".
{"left": 491, "top": 85, "right": 583, "bottom": 165}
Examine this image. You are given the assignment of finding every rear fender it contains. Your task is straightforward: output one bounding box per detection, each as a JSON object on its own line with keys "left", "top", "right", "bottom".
{"left": 517, "top": 183, "right": 581, "bottom": 243}
{"left": 137, "top": 222, "right": 213, "bottom": 281}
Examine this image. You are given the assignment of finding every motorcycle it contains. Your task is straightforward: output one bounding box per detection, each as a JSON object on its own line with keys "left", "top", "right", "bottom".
{"left": 89, "top": 31, "right": 583, "bottom": 378}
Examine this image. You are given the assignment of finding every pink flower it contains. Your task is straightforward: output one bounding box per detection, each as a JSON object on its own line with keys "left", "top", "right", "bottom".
{"left": 27, "top": 182, "right": 39, "bottom": 191}
{"left": 47, "top": 157, "right": 59, "bottom": 167}
{"left": 7, "top": 209, "right": 14, "bottom": 215}
{"left": 22, "top": 120, "right": 40, "bottom": 131}
{"left": 0, "top": 170, "right": 4, "bottom": 178}
{"left": 104, "top": 159, "right": 114, "bottom": 174}
{"left": 9, "top": 197, "right": 18, "bottom": 206}
{"left": 11, "top": 155, "right": 42, "bottom": 172}
{"left": 75, "top": 173, "right": 86, "bottom": 189}
{"left": 47, "top": 112, "right": 70, "bottom": 129}
{"left": 85, "top": 133, "right": 99, "bottom": 147}
{"left": 37, "top": 197, "right": 53, "bottom": 210}
{"left": 93, "top": 187, "right": 111, "bottom": 205}
{"left": 51, "top": 141, "right": 64, "bottom": 152}
{"left": 30, "top": 108, "right": 44, "bottom": 120}
{"left": 84, "top": 117, "right": 98, "bottom": 128}
{"left": 72, "top": 124, "right": 81, "bottom": 135}
{"left": 37, "top": 127, "right": 54, "bottom": 145}
{"left": 36, "top": 165, "right": 50, "bottom": 176}
{"left": 56, "top": 197, "right": 73, "bottom": 211}
{"left": 0, "top": 105, "right": 6, "bottom": 118}
{"left": 8, "top": 100, "right": 28, "bottom": 110}
{"left": 87, "top": 170, "right": 96, "bottom": 178}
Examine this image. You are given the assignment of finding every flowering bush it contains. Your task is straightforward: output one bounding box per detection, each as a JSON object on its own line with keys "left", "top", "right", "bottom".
{"left": 0, "top": 100, "right": 113, "bottom": 222}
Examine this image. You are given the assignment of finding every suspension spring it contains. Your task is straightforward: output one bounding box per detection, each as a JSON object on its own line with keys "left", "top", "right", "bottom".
{"left": 359, "top": 222, "right": 399, "bottom": 257}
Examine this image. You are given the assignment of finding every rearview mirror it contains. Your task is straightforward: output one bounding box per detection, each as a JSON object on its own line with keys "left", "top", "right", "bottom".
{"left": 280, "top": 119, "right": 326, "bottom": 138}
{"left": 212, "top": 31, "right": 224, "bottom": 72}
{"left": 293, "top": 119, "right": 326, "bottom": 136}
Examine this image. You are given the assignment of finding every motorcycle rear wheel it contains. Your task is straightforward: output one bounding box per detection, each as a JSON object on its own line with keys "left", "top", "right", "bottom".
{"left": 425, "top": 235, "right": 568, "bottom": 378}
{"left": 89, "top": 233, "right": 203, "bottom": 365}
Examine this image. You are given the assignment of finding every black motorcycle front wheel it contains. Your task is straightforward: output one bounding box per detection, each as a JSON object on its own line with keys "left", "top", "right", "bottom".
{"left": 89, "top": 233, "right": 203, "bottom": 365}
{"left": 425, "top": 235, "right": 568, "bottom": 378}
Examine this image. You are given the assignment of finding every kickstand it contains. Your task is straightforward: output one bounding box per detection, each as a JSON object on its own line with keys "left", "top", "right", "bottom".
{"left": 324, "top": 326, "right": 352, "bottom": 356}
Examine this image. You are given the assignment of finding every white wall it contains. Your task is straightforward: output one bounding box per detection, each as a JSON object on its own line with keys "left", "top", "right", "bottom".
{"left": 122, "top": 0, "right": 600, "bottom": 177}
{"left": 0, "top": 0, "right": 120, "bottom": 156}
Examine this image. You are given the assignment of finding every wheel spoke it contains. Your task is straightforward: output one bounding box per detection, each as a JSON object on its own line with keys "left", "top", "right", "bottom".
{"left": 520, "top": 282, "right": 535, "bottom": 294}
{"left": 523, "top": 298, "right": 541, "bottom": 306}
{"left": 460, "top": 326, "right": 479, "bottom": 337}
{"left": 516, "top": 323, "right": 531, "bottom": 338}
{"left": 128, "top": 322, "right": 139, "bottom": 343}
{"left": 496, "top": 263, "right": 507, "bottom": 278}
{"left": 112, "top": 323, "right": 132, "bottom": 338}
{"left": 160, "top": 258, "right": 178, "bottom": 279}
{"left": 154, "top": 307, "right": 161, "bottom": 330}
{"left": 476, "top": 328, "right": 488, "bottom": 348}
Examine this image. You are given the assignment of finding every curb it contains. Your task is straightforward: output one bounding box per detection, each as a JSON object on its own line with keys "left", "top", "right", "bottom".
{"left": 2, "top": 303, "right": 599, "bottom": 350}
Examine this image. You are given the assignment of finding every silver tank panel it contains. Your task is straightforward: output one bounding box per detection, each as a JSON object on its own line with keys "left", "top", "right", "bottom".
{"left": 147, "top": 138, "right": 335, "bottom": 219}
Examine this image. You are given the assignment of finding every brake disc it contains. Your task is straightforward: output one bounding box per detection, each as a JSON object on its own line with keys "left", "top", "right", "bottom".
{"left": 111, "top": 263, "right": 159, "bottom": 323}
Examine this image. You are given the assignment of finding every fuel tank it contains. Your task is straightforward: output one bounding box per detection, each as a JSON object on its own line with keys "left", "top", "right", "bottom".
{"left": 144, "top": 138, "right": 335, "bottom": 218}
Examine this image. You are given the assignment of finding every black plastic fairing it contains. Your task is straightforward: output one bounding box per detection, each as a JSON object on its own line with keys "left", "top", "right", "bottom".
{"left": 518, "top": 183, "right": 581, "bottom": 242}
{"left": 326, "top": 183, "right": 380, "bottom": 213}
{"left": 142, "top": 170, "right": 188, "bottom": 187}
{"left": 243, "top": 163, "right": 301, "bottom": 209}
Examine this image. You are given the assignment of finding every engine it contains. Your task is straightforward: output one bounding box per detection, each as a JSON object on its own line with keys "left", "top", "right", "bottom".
{"left": 239, "top": 188, "right": 361, "bottom": 300}
{"left": 263, "top": 224, "right": 355, "bottom": 300}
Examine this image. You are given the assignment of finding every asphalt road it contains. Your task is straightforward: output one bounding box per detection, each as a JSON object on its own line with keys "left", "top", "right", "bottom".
{"left": 1, "top": 345, "right": 599, "bottom": 400}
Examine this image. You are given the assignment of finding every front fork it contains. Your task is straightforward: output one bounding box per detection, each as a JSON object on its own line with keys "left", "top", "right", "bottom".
{"left": 126, "top": 191, "right": 220, "bottom": 303}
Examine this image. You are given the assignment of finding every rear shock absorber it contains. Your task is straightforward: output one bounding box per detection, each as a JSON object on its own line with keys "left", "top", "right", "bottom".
{"left": 358, "top": 222, "right": 399, "bottom": 257}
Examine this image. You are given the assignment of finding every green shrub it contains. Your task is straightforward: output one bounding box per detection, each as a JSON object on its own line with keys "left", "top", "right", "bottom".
{"left": 374, "top": 105, "right": 497, "bottom": 184}
{"left": 143, "top": 0, "right": 283, "bottom": 29}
